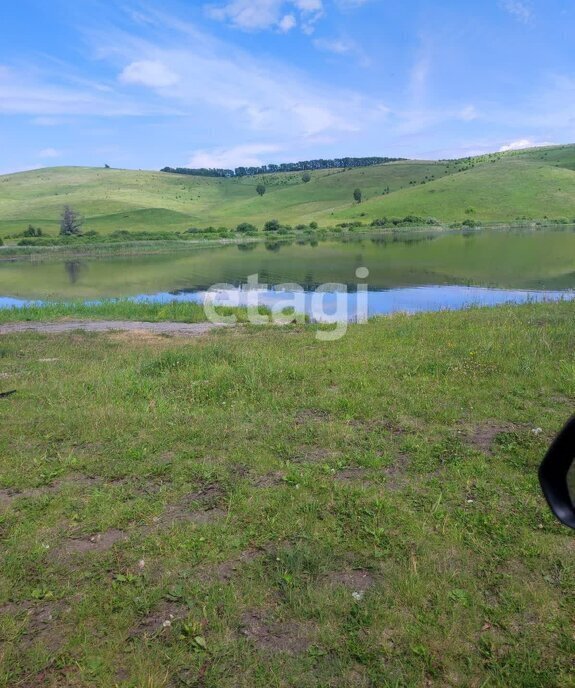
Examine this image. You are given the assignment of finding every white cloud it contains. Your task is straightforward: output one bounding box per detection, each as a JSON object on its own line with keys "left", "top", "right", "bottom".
{"left": 293, "top": 0, "right": 322, "bottom": 10}
{"left": 278, "top": 14, "right": 297, "bottom": 32}
{"left": 0, "top": 61, "right": 170, "bottom": 117}
{"left": 292, "top": 103, "right": 357, "bottom": 135}
{"left": 313, "top": 37, "right": 355, "bottom": 54}
{"left": 499, "top": 138, "right": 554, "bottom": 152}
{"left": 187, "top": 143, "right": 282, "bottom": 168}
{"left": 335, "top": 0, "right": 371, "bottom": 7}
{"left": 205, "top": 0, "right": 323, "bottom": 32}
{"left": 119, "top": 60, "right": 180, "bottom": 88}
{"left": 38, "top": 147, "right": 62, "bottom": 158}
{"left": 409, "top": 55, "right": 431, "bottom": 102}
{"left": 501, "top": 1, "right": 533, "bottom": 23}
{"left": 31, "top": 116, "right": 70, "bottom": 126}
{"left": 459, "top": 105, "right": 479, "bottom": 121}
{"left": 97, "top": 17, "right": 368, "bottom": 144}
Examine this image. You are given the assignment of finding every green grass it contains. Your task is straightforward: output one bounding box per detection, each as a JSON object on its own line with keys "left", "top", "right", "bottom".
{"left": 0, "top": 300, "right": 268, "bottom": 325}
{"left": 0, "top": 301, "right": 574, "bottom": 686}
{"left": 1, "top": 144, "right": 575, "bottom": 241}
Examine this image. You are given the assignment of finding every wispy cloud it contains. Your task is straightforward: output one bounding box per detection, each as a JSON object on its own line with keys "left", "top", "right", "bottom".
{"left": 87, "top": 10, "right": 373, "bottom": 147}
{"left": 313, "top": 36, "right": 371, "bottom": 67}
{"left": 313, "top": 37, "right": 355, "bottom": 54}
{"left": 500, "top": 0, "right": 533, "bottom": 23}
{"left": 187, "top": 143, "right": 283, "bottom": 168}
{"left": 119, "top": 60, "right": 180, "bottom": 88}
{"left": 0, "top": 62, "right": 166, "bottom": 117}
{"left": 499, "top": 138, "right": 554, "bottom": 152}
{"left": 205, "top": 0, "right": 323, "bottom": 32}
{"left": 38, "top": 147, "right": 62, "bottom": 158}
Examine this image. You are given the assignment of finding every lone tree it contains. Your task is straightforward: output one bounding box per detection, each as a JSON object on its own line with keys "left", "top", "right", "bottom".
{"left": 353, "top": 188, "right": 362, "bottom": 203}
{"left": 302, "top": 172, "right": 311, "bottom": 183}
{"left": 60, "top": 206, "right": 84, "bottom": 236}
{"left": 256, "top": 183, "right": 266, "bottom": 197}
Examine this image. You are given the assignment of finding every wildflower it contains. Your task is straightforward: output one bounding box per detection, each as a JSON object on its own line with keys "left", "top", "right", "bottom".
{"left": 352, "top": 591, "right": 364, "bottom": 602}
{"left": 532, "top": 427, "right": 543, "bottom": 436}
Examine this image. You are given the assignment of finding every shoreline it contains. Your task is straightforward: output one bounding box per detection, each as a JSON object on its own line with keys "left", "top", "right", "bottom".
{"left": 0, "top": 221, "right": 572, "bottom": 263}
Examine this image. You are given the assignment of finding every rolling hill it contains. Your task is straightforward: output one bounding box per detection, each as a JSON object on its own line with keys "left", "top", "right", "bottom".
{"left": 1, "top": 144, "right": 574, "bottom": 238}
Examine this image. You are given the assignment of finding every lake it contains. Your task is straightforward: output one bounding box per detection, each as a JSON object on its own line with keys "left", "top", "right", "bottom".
{"left": 1, "top": 228, "right": 574, "bottom": 320}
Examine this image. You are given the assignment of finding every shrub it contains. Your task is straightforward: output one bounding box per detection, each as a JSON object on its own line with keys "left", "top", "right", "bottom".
{"left": 23, "top": 225, "right": 43, "bottom": 237}
{"left": 236, "top": 222, "right": 258, "bottom": 234}
{"left": 264, "top": 219, "right": 281, "bottom": 232}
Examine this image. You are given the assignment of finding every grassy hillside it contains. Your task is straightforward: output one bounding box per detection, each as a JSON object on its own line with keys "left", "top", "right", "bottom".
{"left": 337, "top": 151, "right": 575, "bottom": 223}
{"left": 0, "top": 301, "right": 574, "bottom": 686}
{"left": 1, "top": 145, "right": 574, "bottom": 238}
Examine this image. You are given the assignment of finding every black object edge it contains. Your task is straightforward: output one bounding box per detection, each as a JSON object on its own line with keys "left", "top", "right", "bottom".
{"left": 539, "top": 415, "right": 575, "bottom": 529}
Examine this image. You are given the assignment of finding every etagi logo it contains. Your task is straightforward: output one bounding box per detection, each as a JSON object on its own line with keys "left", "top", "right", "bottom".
{"left": 203, "top": 268, "right": 370, "bottom": 341}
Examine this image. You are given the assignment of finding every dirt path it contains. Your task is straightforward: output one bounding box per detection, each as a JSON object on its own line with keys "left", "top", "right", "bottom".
{"left": 0, "top": 320, "right": 230, "bottom": 336}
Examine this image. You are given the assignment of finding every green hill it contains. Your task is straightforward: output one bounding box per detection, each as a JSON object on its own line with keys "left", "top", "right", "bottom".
{"left": 1, "top": 145, "right": 574, "bottom": 238}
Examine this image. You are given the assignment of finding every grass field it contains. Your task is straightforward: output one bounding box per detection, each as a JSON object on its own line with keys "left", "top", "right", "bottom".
{"left": 0, "top": 301, "right": 574, "bottom": 686}
{"left": 1, "top": 145, "right": 575, "bottom": 240}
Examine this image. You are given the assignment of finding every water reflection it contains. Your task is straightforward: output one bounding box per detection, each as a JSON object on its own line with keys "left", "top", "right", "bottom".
{"left": 1, "top": 228, "right": 575, "bottom": 316}
{"left": 64, "top": 260, "right": 87, "bottom": 284}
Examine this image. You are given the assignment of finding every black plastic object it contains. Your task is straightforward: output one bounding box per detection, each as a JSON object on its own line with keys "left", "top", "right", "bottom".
{"left": 539, "top": 416, "right": 575, "bottom": 529}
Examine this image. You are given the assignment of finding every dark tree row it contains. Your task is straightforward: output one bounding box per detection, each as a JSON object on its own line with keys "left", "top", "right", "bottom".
{"left": 160, "top": 156, "right": 405, "bottom": 179}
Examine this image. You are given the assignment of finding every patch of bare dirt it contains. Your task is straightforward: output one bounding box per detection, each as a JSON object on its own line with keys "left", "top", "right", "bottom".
{"left": 464, "top": 422, "right": 517, "bottom": 454}
{"left": 53, "top": 529, "right": 128, "bottom": 558}
{"left": 333, "top": 468, "right": 371, "bottom": 485}
{"left": 0, "top": 474, "right": 101, "bottom": 510}
{"left": 0, "top": 321, "right": 231, "bottom": 337}
{"left": 384, "top": 452, "right": 410, "bottom": 475}
{"left": 196, "top": 548, "right": 262, "bottom": 583}
{"left": 0, "top": 599, "right": 74, "bottom": 652}
{"left": 153, "top": 484, "right": 227, "bottom": 528}
{"left": 252, "top": 471, "right": 286, "bottom": 488}
{"left": 324, "top": 569, "right": 375, "bottom": 592}
{"left": 295, "top": 409, "right": 332, "bottom": 425}
{"left": 347, "top": 417, "right": 408, "bottom": 437}
{"left": 293, "top": 446, "right": 338, "bottom": 463}
{"left": 158, "top": 505, "right": 226, "bottom": 527}
{"left": 239, "top": 610, "right": 316, "bottom": 655}
{"left": 17, "top": 666, "right": 81, "bottom": 688}
{"left": 129, "top": 601, "right": 190, "bottom": 638}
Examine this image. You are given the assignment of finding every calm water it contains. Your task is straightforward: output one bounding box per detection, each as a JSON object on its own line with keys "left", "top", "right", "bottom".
{"left": 1, "top": 228, "right": 575, "bottom": 319}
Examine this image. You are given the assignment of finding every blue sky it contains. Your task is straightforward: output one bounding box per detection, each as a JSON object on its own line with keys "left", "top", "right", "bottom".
{"left": 1, "top": 0, "right": 574, "bottom": 173}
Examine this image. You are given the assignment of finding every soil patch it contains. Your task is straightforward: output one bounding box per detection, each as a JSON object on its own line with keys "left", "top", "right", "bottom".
{"left": 154, "top": 484, "right": 227, "bottom": 528}
{"left": 196, "top": 548, "right": 262, "bottom": 583}
{"left": 324, "top": 569, "right": 375, "bottom": 592}
{"left": 129, "top": 601, "right": 190, "bottom": 638}
{"left": 0, "top": 474, "right": 101, "bottom": 510}
{"left": 239, "top": 610, "right": 316, "bottom": 655}
{"left": 333, "top": 468, "right": 371, "bottom": 485}
{"left": 0, "top": 320, "right": 230, "bottom": 337}
{"left": 252, "top": 471, "right": 286, "bottom": 488}
{"left": 53, "top": 529, "right": 128, "bottom": 558}
{"left": 293, "top": 446, "right": 338, "bottom": 463}
{"left": 0, "top": 600, "right": 74, "bottom": 652}
{"left": 465, "top": 421, "right": 517, "bottom": 454}
{"left": 295, "top": 409, "right": 332, "bottom": 425}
